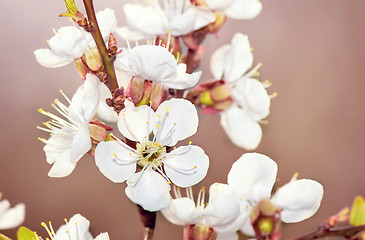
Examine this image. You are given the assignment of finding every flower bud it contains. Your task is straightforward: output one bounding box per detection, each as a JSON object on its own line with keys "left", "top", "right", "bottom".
{"left": 88, "top": 120, "right": 113, "bottom": 156}
{"left": 84, "top": 48, "right": 103, "bottom": 71}
{"left": 250, "top": 199, "right": 282, "bottom": 240}
{"left": 184, "top": 224, "right": 217, "bottom": 240}
{"left": 187, "top": 80, "right": 233, "bottom": 114}
{"left": 126, "top": 77, "right": 166, "bottom": 110}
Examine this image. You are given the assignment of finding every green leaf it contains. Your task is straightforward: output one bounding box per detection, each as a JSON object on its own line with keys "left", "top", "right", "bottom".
{"left": 0, "top": 233, "right": 11, "bottom": 240}
{"left": 350, "top": 196, "right": 365, "bottom": 226}
{"left": 17, "top": 227, "right": 36, "bottom": 240}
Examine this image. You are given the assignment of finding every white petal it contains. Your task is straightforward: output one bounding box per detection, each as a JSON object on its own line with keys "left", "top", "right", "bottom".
{"left": 96, "top": 83, "right": 118, "bottom": 123}
{"left": 94, "top": 232, "right": 110, "bottom": 240}
{"left": 154, "top": 99, "right": 198, "bottom": 146}
{"left": 169, "top": 7, "right": 196, "bottom": 36}
{"left": 70, "top": 124, "right": 91, "bottom": 163}
{"left": 240, "top": 217, "right": 255, "bottom": 236}
{"left": 205, "top": 0, "right": 235, "bottom": 10}
{"left": 128, "top": 45, "right": 177, "bottom": 82}
{"left": 164, "top": 145, "right": 209, "bottom": 187}
{"left": 118, "top": 102, "right": 157, "bottom": 142}
{"left": 227, "top": 153, "right": 277, "bottom": 202}
{"left": 95, "top": 141, "right": 137, "bottom": 183}
{"left": 0, "top": 202, "right": 25, "bottom": 230}
{"left": 271, "top": 179, "right": 324, "bottom": 223}
{"left": 48, "top": 149, "right": 77, "bottom": 178}
{"left": 125, "top": 168, "right": 171, "bottom": 211}
{"left": 193, "top": 6, "right": 217, "bottom": 30}
{"left": 115, "top": 27, "right": 151, "bottom": 41}
{"left": 161, "top": 197, "right": 202, "bottom": 225}
{"left": 232, "top": 78, "right": 270, "bottom": 121}
{"left": 216, "top": 232, "right": 239, "bottom": 240}
{"left": 54, "top": 214, "right": 93, "bottom": 240}
{"left": 225, "top": 0, "right": 263, "bottom": 20}
{"left": 204, "top": 183, "right": 241, "bottom": 229}
{"left": 220, "top": 104, "right": 262, "bottom": 150}
{"left": 96, "top": 8, "right": 117, "bottom": 41}
{"left": 210, "top": 44, "right": 230, "bottom": 80}
{"left": 223, "top": 33, "right": 253, "bottom": 83}
{"left": 48, "top": 26, "right": 88, "bottom": 59}
{"left": 34, "top": 48, "right": 73, "bottom": 68}
{"left": 69, "top": 74, "right": 100, "bottom": 122}
{"left": 44, "top": 133, "right": 72, "bottom": 164}
{"left": 122, "top": 3, "right": 167, "bottom": 37}
{"left": 163, "top": 64, "right": 201, "bottom": 90}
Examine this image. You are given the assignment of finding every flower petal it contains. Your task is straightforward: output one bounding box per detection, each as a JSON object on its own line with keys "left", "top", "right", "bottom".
{"left": 204, "top": 183, "right": 241, "bottom": 229}
{"left": 125, "top": 168, "right": 171, "bottom": 211}
{"left": 164, "top": 145, "right": 209, "bottom": 187}
{"left": 225, "top": 0, "right": 263, "bottom": 20}
{"left": 154, "top": 99, "right": 198, "bottom": 146}
{"left": 96, "top": 83, "right": 118, "bottom": 123}
{"left": 193, "top": 6, "right": 217, "bottom": 30}
{"left": 54, "top": 214, "right": 93, "bottom": 240}
{"left": 205, "top": 0, "right": 235, "bottom": 10}
{"left": 216, "top": 232, "right": 239, "bottom": 240}
{"left": 240, "top": 217, "right": 255, "bottom": 236}
{"left": 232, "top": 78, "right": 270, "bottom": 121}
{"left": 169, "top": 7, "right": 196, "bottom": 36}
{"left": 95, "top": 141, "right": 137, "bottom": 183}
{"left": 48, "top": 26, "right": 88, "bottom": 59}
{"left": 121, "top": 3, "right": 166, "bottom": 39}
{"left": 210, "top": 44, "right": 230, "bottom": 80}
{"left": 161, "top": 197, "right": 202, "bottom": 225}
{"left": 162, "top": 64, "right": 201, "bottom": 90}
{"left": 94, "top": 232, "right": 110, "bottom": 240}
{"left": 34, "top": 48, "right": 73, "bottom": 68}
{"left": 118, "top": 101, "right": 157, "bottom": 142}
{"left": 0, "top": 201, "right": 25, "bottom": 230}
{"left": 227, "top": 153, "right": 277, "bottom": 202}
{"left": 69, "top": 74, "right": 100, "bottom": 122}
{"left": 70, "top": 124, "right": 91, "bottom": 163}
{"left": 96, "top": 8, "right": 117, "bottom": 41}
{"left": 220, "top": 104, "right": 262, "bottom": 150}
{"left": 47, "top": 149, "right": 77, "bottom": 178}
{"left": 127, "top": 45, "right": 177, "bottom": 82}
{"left": 271, "top": 179, "right": 324, "bottom": 223}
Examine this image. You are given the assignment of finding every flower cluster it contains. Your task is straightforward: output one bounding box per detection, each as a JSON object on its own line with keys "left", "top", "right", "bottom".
{"left": 27, "top": 0, "right": 327, "bottom": 239}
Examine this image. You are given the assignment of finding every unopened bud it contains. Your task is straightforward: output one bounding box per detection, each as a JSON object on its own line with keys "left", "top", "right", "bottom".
{"left": 208, "top": 11, "right": 226, "bottom": 34}
{"left": 84, "top": 48, "right": 102, "bottom": 71}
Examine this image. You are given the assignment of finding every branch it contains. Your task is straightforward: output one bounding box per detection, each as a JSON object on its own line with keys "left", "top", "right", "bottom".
{"left": 82, "top": 0, "right": 119, "bottom": 91}
{"left": 290, "top": 224, "right": 365, "bottom": 240}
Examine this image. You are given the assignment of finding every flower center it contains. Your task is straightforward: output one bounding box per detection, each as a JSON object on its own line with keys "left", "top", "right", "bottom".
{"left": 136, "top": 140, "right": 166, "bottom": 168}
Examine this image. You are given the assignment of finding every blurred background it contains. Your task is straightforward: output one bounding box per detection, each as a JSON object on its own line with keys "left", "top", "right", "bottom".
{"left": 1, "top": 0, "right": 365, "bottom": 239}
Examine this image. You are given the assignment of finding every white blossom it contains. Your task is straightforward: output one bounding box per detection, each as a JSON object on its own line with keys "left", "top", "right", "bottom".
{"left": 115, "top": 42, "right": 201, "bottom": 90}
{"left": 38, "top": 74, "right": 99, "bottom": 177}
{"left": 34, "top": 8, "right": 116, "bottom": 68}
{"left": 116, "top": 0, "right": 216, "bottom": 41}
{"left": 37, "top": 214, "right": 109, "bottom": 240}
{"left": 95, "top": 98, "right": 209, "bottom": 211}
{"left": 227, "top": 153, "right": 324, "bottom": 236}
{"left": 211, "top": 32, "right": 271, "bottom": 150}
{"left": 162, "top": 184, "right": 248, "bottom": 240}
{"left": 205, "top": 0, "right": 262, "bottom": 20}
{"left": 0, "top": 194, "right": 25, "bottom": 230}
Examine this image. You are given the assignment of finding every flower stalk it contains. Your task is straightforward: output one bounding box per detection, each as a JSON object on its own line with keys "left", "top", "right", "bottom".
{"left": 138, "top": 205, "right": 156, "bottom": 240}
{"left": 82, "top": 0, "right": 118, "bottom": 91}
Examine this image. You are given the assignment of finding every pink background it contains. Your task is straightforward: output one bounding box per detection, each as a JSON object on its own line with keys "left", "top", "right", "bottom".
{"left": 1, "top": 0, "right": 365, "bottom": 239}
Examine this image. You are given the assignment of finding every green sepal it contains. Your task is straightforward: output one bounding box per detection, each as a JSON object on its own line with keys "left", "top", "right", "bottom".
{"left": 350, "top": 196, "right": 365, "bottom": 226}
{"left": 17, "top": 227, "right": 36, "bottom": 240}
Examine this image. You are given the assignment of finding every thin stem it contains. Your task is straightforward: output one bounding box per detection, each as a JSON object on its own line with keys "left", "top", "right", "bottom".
{"left": 137, "top": 205, "right": 156, "bottom": 240}
{"left": 82, "top": 0, "right": 119, "bottom": 91}
{"left": 290, "top": 224, "right": 365, "bottom": 240}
